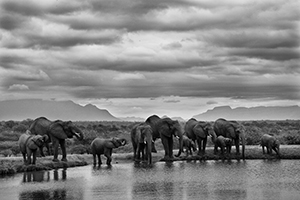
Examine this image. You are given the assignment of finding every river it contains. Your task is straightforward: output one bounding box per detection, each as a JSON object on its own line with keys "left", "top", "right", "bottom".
{"left": 1, "top": 160, "right": 300, "bottom": 200}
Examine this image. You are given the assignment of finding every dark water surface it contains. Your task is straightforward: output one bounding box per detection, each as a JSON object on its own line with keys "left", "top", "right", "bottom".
{"left": 1, "top": 160, "right": 300, "bottom": 200}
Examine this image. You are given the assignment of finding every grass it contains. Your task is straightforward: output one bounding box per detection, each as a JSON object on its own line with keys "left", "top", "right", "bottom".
{"left": 1, "top": 145, "right": 300, "bottom": 176}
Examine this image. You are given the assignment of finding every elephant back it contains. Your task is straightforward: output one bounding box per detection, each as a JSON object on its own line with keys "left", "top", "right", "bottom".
{"left": 214, "top": 118, "right": 234, "bottom": 138}
{"left": 49, "top": 121, "right": 69, "bottom": 140}
{"left": 145, "top": 115, "right": 161, "bottom": 139}
{"left": 28, "top": 117, "right": 51, "bottom": 136}
{"left": 184, "top": 118, "right": 199, "bottom": 140}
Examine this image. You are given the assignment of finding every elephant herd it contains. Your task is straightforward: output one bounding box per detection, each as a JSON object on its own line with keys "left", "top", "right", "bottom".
{"left": 131, "top": 116, "right": 247, "bottom": 164}
{"left": 18, "top": 116, "right": 280, "bottom": 166}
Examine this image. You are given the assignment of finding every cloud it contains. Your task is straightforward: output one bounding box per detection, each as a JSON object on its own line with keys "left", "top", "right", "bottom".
{"left": 0, "top": 0, "right": 299, "bottom": 117}
{"left": 113, "top": 73, "right": 146, "bottom": 81}
{"left": 207, "top": 100, "right": 218, "bottom": 105}
{"left": 8, "top": 84, "right": 29, "bottom": 91}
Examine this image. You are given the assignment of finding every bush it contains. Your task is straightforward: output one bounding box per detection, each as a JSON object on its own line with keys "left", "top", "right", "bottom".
{"left": 69, "top": 144, "right": 88, "bottom": 154}
{"left": 281, "top": 131, "right": 300, "bottom": 144}
{"left": 12, "top": 124, "right": 28, "bottom": 133}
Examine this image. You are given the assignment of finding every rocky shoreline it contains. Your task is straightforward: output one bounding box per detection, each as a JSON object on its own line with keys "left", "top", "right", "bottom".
{"left": 1, "top": 145, "right": 300, "bottom": 175}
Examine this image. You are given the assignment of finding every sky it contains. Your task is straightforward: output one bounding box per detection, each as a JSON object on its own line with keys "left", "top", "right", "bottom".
{"left": 0, "top": 0, "right": 299, "bottom": 119}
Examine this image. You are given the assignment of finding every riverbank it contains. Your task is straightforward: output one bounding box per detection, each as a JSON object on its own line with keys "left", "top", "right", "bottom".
{"left": 1, "top": 145, "right": 300, "bottom": 175}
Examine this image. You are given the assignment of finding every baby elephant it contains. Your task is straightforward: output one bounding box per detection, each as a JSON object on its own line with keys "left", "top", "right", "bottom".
{"left": 182, "top": 135, "right": 196, "bottom": 156}
{"left": 261, "top": 134, "right": 280, "bottom": 156}
{"left": 91, "top": 137, "right": 127, "bottom": 166}
{"left": 214, "top": 136, "right": 232, "bottom": 156}
{"left": 18, "top": 132, "right": 48, "bottom": 165}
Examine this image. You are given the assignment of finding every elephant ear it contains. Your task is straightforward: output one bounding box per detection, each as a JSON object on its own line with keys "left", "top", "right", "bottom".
{"left": 27, "top": 136, "right": 41, "bottom": 150}
{"left": 193, "top": 123, "right": 206, "bottom": 138}
{"left": 159, "top": 120, "right": 173, "bottom": 138}
{"left": 111, "top": 137, "right": 121, "bottom": 148}
{"left": 49, "top": 122, "right": 68, "bottom": 140}
{"left": 61, "top": 121, "right": 76, "bottom": 138}
{"left": 32, "top": 135, "right": 44, "bottom": 147}
{"left": 136, "top": 126, "right": 144, "bottom": 143}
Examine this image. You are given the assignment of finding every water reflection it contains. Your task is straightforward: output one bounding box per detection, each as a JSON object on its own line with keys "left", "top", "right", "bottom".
{"left": 19, "top": 189, "right": 67, "bottom": 200}
{"left": 22, "top": 171, "right": 50, "bottom": 183}
{"left": 22, "top": 169, "right": 66, "bottom": 183}
{"left": 1, "top": 160, "right": 300, "bottom": 200}
{"left": 19, "top": 169, "right": 82, "bottom": 200}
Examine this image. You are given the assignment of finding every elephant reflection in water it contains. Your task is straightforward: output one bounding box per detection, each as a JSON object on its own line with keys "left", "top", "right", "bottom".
{"left": 19, "top": 189, "right": 67, "bottom": 200}
{"left": 23, "top": 171, "right": 50, "bottom": 183}
{"left": 20, "top": 169, "right": 83, "bottom": 200}
{"left": 22, "top": 169, "right": 66, "bottom": 183}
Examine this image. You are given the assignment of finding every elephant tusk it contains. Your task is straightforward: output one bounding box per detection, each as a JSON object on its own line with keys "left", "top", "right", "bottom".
{"left": 175, "top": 136, "right": 179, "bottom": 139}
{"left": 73, "top": 132, "right": 80, "bottom": 138}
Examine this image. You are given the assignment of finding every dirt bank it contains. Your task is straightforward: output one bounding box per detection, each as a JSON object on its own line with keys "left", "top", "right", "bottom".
{"left": 1, "top": 145, "right": 299, "bottom": 176}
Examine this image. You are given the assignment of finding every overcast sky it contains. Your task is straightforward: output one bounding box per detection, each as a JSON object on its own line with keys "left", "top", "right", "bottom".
{"left": 0, "top": 0, "right": 299, "bottom": 119}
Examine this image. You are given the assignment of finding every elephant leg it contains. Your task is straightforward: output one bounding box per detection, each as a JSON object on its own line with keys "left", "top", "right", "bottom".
{"left": 202, "top": 137, "right": 207, "bottom": 155}
{"left": 262, "top": 146, "right": 265, "bottom": 154}
{"left": 22, "top": 152, "right": 27, "bottom": 164}
{"left": 137, "top": 144, "right": 141, "bottom": 160}
{"left": 197, "top": 140, "right": 202, "bottom": 155}
{"left": 151, "top": 140, "right": 157, "bottom": 153}
{"left": 60, "top": 140, "right": 67, "bottom": 161}
{"left": 227, "top": 145, "right": 232, "bottom": 154}
{"left": 161, "top": 137, "right": 169, "bottom": 158}
{"left": 45, "top": 143, "right": 51, "bottom": 156}
{"left": 27, "top": 151, "right": 32, "bottom": 165}
{"left": 214, "top": 144, "right": 218, "bottom": 155}
{"left": 132, "top": 143, "right": 137, "bottom": 160}
{"left": 104, "top": 149, "right": 113, "bottom": 165}
{"left": 92, "top": 153, "right": 97, "bottom": 166}
{"left": 235, "top": 138, "right": 240, "bottom": 155}
{"left": 168, "top": 137, "right": 174, "bottom": 158}
{"left": 32, "top": 151, "right": 37, "bottom": 165}
{"left": 97, "top": 154, "right": 102, "bottom": 166}
{"left": 39, "top": 146, "right": 45, "bottom": 157}
{"left": 141, "top": 144, "right": 145, "bottom": 160}
{"left": 220, "top": 146, "right": 224, "bottom": 155}
{"left": 52, "top": 139, "right": 59, "bottom": 162}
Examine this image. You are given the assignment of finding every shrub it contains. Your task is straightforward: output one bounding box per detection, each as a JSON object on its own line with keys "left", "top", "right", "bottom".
{"left": 12, "top": 124, "right": 28, "bottom": 133}
{"left": 281, "top": 131, "right": 300, "bottom": 145}
{"left": 69, "top": 144, "right": 88, "bottom": 154}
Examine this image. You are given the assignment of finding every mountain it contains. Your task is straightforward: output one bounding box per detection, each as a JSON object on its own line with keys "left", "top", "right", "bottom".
{"left": 193, "top": 105, "right": 300, "bottom": 121}
{"left": 119, "top": 116, "right": 145, "bottom": 122}
{"left": 0, "top": 99, "right": 119, "bottom": 121}
{"left": 162, "top": 115, "right": 186, "bottom": 121}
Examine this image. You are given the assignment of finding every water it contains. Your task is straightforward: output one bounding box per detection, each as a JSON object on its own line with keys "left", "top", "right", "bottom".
{"left": 1, "top": 160, "right": 300, "bottom": 200}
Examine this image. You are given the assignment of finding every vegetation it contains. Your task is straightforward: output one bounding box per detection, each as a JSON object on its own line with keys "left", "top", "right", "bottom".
{"left": 0, "top": 119, "right": 300, "bottom": 158}
{"left": 0, "top": 119, "right": 300, "bottom": 175}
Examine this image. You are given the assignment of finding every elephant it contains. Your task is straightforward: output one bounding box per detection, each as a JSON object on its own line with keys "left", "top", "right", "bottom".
{"left": 214, "top": 135, "right": 232, "bottom": 156}
{"left": 182, "top": 135, "right": 196, "bottom": 157}
{"left": 145, "top": 115, "right": 183, "bottom": 160}
{"left": 18, "top": 132, "right": 48, "bottom": 165}
{"left": 91, "top": 137, "right": 127, "bottom": 166}
{"left": 261, "top": 134, "right": 280, "bottom": 156}
{"left": 184, "top": 118, "right": 216, "bottom": 156}
{"left": 131, "top": 123, "right": 153, "bottom": 164}
{"left": 28, "top": 117, "right": 84, "bottom": 162}
{"left": 213, "top": 118, "right": 245, "bottom": 159}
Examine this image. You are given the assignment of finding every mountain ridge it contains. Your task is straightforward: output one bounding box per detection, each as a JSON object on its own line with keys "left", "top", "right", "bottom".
{"left": 0, "top": 99, "right": 119, "bottom": 121}
{"left": 193, "top": 105, "right": 300, "bottom": 121}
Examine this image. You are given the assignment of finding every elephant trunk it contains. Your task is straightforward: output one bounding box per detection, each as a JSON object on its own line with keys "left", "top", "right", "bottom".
{"left": 121, "top": 138, "right": 127, "bottom": 146}
{"left": 146, "top": 138, "right": 152, "bottom": 164}
{"left": 240, "top": 132, "right": 245, "bottom": 159}
{"left": 209, "top": 129, "right": 217, "bottom": 144}
{"left": 73, "top": 128, "right": 84, "bottom": 141}
{"left": 175, "top": 135, "right": 183, "bottom": 157}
